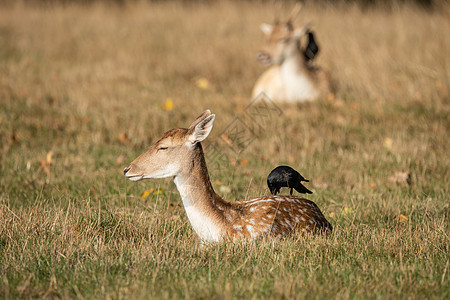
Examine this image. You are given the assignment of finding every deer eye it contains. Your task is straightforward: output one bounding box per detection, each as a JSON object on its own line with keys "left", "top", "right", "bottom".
{"left": 158, "top": 147, "right": 168, "bottom": 151}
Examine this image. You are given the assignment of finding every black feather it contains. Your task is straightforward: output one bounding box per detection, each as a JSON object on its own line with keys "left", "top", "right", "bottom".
{"left": 304, "top": 31, "right": 319, "bottom": 62}
{"left": 267, "top": 166, "right": 312, "bottom": 195}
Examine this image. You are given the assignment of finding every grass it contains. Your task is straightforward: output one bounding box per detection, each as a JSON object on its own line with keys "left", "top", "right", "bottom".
{"left": 0, "top": 0, "right": 449, "bottom": 298}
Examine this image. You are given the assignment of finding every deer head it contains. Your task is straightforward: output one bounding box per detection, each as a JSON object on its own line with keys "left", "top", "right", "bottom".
{"left": 257, "top": 4, "right": 310, "bottom": 66}
{"left": 123, "top": 110, "right": 215, "bottom": 181}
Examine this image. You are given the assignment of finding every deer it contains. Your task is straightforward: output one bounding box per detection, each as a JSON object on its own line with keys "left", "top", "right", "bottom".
{"left": 252, "top": 4, "right": 330, "bottom": 103}
{"left": 123, "top": 110, "right": 332, "bottom": 243}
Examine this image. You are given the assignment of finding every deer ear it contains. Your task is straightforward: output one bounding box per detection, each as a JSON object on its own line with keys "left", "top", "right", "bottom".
{"left": 188, "top": 110, "right": 211, "bottom": 130}
{"left": 188, "top": 114, "right": 215, "bottom": 144}
{"left": 260, "top": 23, "right": 273, "bottom": 35}
{"left": 293, "top": 26, "right": 308, "bottom": 39}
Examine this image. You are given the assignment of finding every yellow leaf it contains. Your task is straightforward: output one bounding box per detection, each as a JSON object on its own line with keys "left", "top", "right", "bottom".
{"left": 140, "top": 188, "right": 154, "bottom": 199}
{"left": 384, "top": 137, "right": 393, "bottom": 150}
{"left": 162, "top": 98, "right": 174, "bottom": 111}
{"left": 46, "top": 151, "right": 54, "bottom": 165}
{"left": 343, "top": 207, "right": 354, "bottom": 215}
{"left": 154, "top": 188, "right": 164, "bottom": 195}
{"left": 195, "top": 78, "right": 211, "bottom": 90}
{"left": 215, "top": 179, "right": 222, "bottom": 186}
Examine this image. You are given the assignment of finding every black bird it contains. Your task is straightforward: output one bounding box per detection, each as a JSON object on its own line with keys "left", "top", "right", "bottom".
{"left": 303, "top": 31, "right": 319, "bottom": 63}
{"left": 267, "top": 166, "right": 312, "bottom": 195}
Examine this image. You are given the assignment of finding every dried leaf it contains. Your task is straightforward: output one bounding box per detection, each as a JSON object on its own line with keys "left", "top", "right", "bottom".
{"left": 221, "top": 133, "right": 232, "bottom": 146}
{"left": 395, "top": 214, "right": 408, "bottom": 223}
{"left": 239, "top": 158, "right": 249, "bottom": 165}
{"left": 162, "top": 97, "right": 174, "bottom": 111}
{"left": 118, "top": 133, "right": 131, "bottom": 144}
{"left": 40, "top": 160, "right": 51, "bottom": 175}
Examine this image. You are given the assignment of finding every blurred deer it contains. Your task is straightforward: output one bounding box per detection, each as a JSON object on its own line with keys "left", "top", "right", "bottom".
{"left": 124, "top": 110, "right": 332, "bottom": 243}
{"left": 252, "top": 4, "right": 330, "bottom": 102}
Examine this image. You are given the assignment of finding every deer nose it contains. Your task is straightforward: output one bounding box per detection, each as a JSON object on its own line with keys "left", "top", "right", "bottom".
{"left": 123, "top": 166, "right": 131, "bottom": 176}
{"left": 258, "top": 52, "right": 267, "bottom": 61}
{"left": 257, "top": 52, "right": 271, "bottom": 65}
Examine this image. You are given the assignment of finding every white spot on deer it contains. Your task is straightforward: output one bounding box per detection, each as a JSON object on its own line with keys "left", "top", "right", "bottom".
{"left": 249, "top": 206, "right": 256, "bottom": 213}
{"left": 245, "top": 199, "right": 274, "bottom": 206}
{"left": 300, "top": 216, "right": 306, "bottom": 222}
{"left": 246, "top": 225, "right": 258, "bottom": 238}
{"left": 233, "top": 225, "right": 242, "bottom": 231}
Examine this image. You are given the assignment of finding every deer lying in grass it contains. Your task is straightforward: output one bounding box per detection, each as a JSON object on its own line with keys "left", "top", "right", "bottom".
{"left": 252, "top": 5, "right": 330, "bottom": 103}
{"left": 124, "top": 110, "right": 332, "bottom": 243}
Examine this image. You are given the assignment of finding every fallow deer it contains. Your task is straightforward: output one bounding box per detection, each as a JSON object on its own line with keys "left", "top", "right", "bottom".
{"left": 252, "top": 5, "right": 330, "bottom": 103}
{"left": 124, "top": 110, "right": 332, "bottom": 243}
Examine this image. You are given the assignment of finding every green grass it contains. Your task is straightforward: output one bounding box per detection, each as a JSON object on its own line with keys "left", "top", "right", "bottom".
{"left": 0, "top": 1, "right": 449, "bottom": 299}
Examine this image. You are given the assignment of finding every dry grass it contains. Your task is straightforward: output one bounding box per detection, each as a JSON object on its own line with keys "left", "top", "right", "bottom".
{"left": 0, "top": 0, "right": 449, "bottom": 299}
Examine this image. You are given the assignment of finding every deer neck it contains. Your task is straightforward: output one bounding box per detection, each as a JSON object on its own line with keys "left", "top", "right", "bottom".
{"left": 280, "top": 40, "right": 306, "bottom": 76}
{"left": 173, "top": 143, "right": 228, "bottom": 242}
{"left": 279, "top": 40, "right": 318, "bottom": 101}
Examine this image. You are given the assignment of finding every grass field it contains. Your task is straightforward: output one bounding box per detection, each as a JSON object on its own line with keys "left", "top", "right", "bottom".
{"left": 0, "top": 0, "right": 449, "bottom": 298}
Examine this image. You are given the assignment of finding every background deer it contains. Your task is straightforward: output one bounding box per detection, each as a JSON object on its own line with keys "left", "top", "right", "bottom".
{"left": 252, "top": 5, "right": 330, "bottom": 102}
{"left": 124, "top": 110, "right": 332, "bottom": 243}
